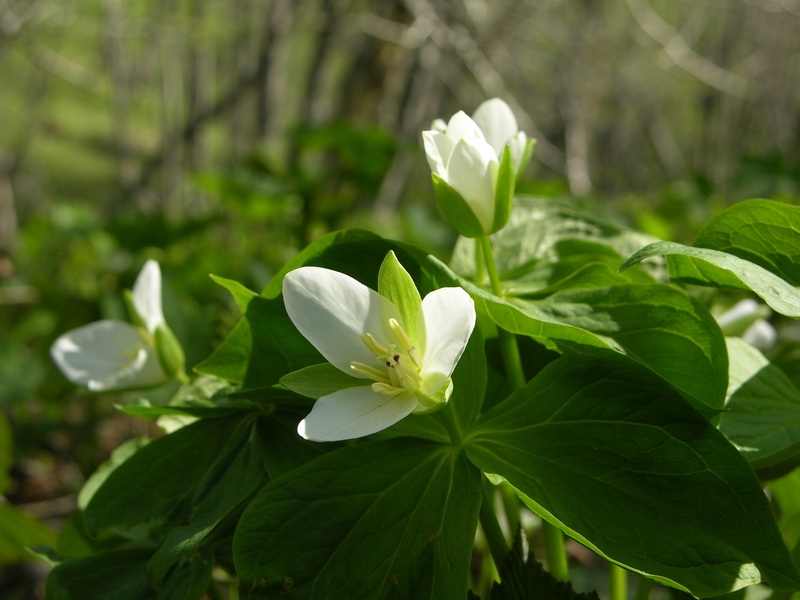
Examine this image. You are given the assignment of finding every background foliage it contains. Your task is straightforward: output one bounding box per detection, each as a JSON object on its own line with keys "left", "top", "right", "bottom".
{"left": 1, "top": 0, "right": 800, "bottom": 598}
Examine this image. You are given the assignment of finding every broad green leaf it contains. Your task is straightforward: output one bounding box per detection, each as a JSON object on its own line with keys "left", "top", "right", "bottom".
{"left": 45, "top": 549, "right": 211, "bottom": 600}
{"left": 234, "top": 439, "right": 481, "bottom": 599}
{"left": 195, "top": 295, "right": 320, "bottom": 388}
{"left": 768, "top": 470, "right": 800, "bottom": 554}
{"left": 693, "top": 199, "right": 800, "bottom": 286}
{"left": 147, "top": 416, "right": 267, "bottom": 588}
{"left": 280, "top": 363, "right": 369, "bottom": 399}
{"left": 84, "top": 415, "right": 247, "bottom": 535}
{"left": 429, "top": 260, "right": 613, "bottom": 355}
{"left": 451, "top": 196, "right": 657, "bottom": 281}
{"left": 210, "top": 274, "right": 257, "bottom": 312}
{"left": 621, "top": 241, "right": 800, "bottom": 318}
{"left": 78, "top": 437, "right": 149, "bottom": 511}
{"left": 0, "top": 503, "right": 57, "bottom": 565}
{"left": 465, "top": 354, "right": 800, "bottom": 597}
{"left": 718, "top": 338, "right": 800, "bottom": 476}
{"left": 531, "top": 284, "right": 728, "bottom": 414}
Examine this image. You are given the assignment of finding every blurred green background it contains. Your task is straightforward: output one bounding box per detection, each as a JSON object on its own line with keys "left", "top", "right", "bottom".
{"left": 1, "top": 0, "right": 799, "bottom": 597}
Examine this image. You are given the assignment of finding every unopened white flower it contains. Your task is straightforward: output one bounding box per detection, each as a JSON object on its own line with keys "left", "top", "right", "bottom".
{"left": 422, "top": 98, "right": 531, "bottom": 236}
{"left": 51, "top": 260, "right": 175, "bottom": 392}
{"left": 282, "top": 265, "right": 476, "bottom": 441}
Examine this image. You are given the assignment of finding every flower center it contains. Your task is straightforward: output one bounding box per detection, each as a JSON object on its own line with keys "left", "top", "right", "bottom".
{"left": 350, "top": 318, "right": 423, "bottom": 397}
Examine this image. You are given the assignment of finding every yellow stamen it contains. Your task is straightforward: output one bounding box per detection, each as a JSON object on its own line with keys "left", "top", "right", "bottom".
{"left": 389, "top": 318, "right": 422, "bottom": 369}
{"left": 350, "top": 361, "right": 390, "bottom": 384}
{"left": 361, "top": 333, "right": 389, "bottom": 357}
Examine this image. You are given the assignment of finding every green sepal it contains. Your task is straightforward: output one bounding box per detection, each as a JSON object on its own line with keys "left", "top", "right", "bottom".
{"left": 431, "top": 173, "right": 486, "bottom": 238}
{"left": 155, "top": 323, "right": 186, "bottom": 379}
{"left": 516, "top": 137, "right": 537, "bottom": 184}
{"left": 413, "top": 377, "right": 452, "bottom": 414}
{"left": 489, "top": 145, "right": 515, "bottom": 234}
{"left": 377, "top": 250, "right": 422, "bottom": 341}
{"left": 281, "top": 363, "right": 370, "bottom": 399}
{"left": 122, "top": 289, "right": 147, "bottom": 330}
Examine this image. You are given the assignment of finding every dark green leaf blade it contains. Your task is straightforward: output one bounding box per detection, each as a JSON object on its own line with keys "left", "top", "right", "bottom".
{"left": 719, "top": 338, "right": 800, "bottom": 476}
{"left": 532, "top": 284, "right": 729, "bottom": 414}
{"left": 234, "top": 439, "right": 481, "bottom": 599}
{"left": 465, "top": 354, "right": 800, "bottom": 598}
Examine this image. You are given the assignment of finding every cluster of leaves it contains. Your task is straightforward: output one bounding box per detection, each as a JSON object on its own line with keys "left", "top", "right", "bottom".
{"left": 42, "top": 197, "right": 800, "bottom": 599}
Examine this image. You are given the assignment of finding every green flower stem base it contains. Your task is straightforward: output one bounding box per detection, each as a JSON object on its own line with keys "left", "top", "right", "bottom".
{"left": 609, "top": 564, "right": 628, "bottom": 600}
{"left": 478, "top": 234, "right": 570, "bottom": 582}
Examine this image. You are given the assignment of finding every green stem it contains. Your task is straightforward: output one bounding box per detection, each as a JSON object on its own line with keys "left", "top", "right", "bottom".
{"left": 478, "top": 235, "right": 526, "bottom": 391}
{"left": 480, "top": 484, "right": 509, "bottom": 570}
{"left": 499, "top": 483, "right": 520, "bottom": 535}
{"left": 634, "top": 575, "right": 653, "bottom": 600}
{"left": 474, "top": 237, "right": 486, "bottom": 285}
{"left": 609, "top": 564, "right": 627, "bottom": 600}
{"left": 480, "top": 234, "right": 569, "bottom": 581}
{"left": 541, "top": 518, "right": 569, "bottom": 581}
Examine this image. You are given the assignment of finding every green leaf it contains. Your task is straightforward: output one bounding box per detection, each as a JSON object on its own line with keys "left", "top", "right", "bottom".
{"left": 452, "top": 196, "right": 657, "bottom": 281}
{"left": 195, "top": 295, "right": 320, "bottom": 388}
{"left": 621, "top": 241, "right": 800, "bottom": 318}
{"left": 147, "top": 417, "right": 267, "bottom": 589}
{"left": 490, "top": 528, "right": 600, "bottom": 600}
{"left": 718, "top": 338, "right": 800, "bottom": 476}
{"left": 83, "top": 415, "right": 247, "bottom": 535}
{"left": 0, "top": 503, "right": 58, "bottom": 566}
{"left": 45, "top": 549, "right": 212, "bottom": 600}
{"left": 210, "top": 274, "right": 257, "bottom": 313}
{"left": 490, "top": 145, "right": 515, "bottom": 234}
{"left": 234, "top": 439, "right": 481, "bottom": 599}
{"left": 280, "top": 363, "right": 369, "bottom": 399}
{"left": 531, "top": 284, "right": 729, "bottom": 414}
{"left": 692, "top": 199, "right": 800, "bottom": 286}
{"left": 465, "top": 354, "right": 800, "bottom": 597}
{"left": 378, "top": 250, "right": 422, "bottom": 342}
{"left": 432, "top": 172, "right": 486, "bottom": 238}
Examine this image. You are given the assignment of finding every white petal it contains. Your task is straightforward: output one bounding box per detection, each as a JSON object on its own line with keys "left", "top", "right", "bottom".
{"left": 431, "top": 118, "right": 447, "bottom": 132}
{"left": 297, "top": 386, "right": 417, "bottom": 441}
{"left": 445, "top": 137, "right": 498, "bottom": 231}
{"left": 446, "top": 111, "right": 486, "bottom": 143}
{"left": 742, "top": 320, "right": 777, "bottom": 351}
{"left": 132, "top": 260, "right": 165, "bottom": 333}
{"left": 282, "top": 267, "right": 402, "bottom": 375}
{"left": 419, "top": 287, "right": 475, "bottom": 389}
{"left": 50, "top": 320, "right": 166, "bottom": 391}
{"left": 422, "top": 130, "right": 451, "bottom": 177}
{"left": 472, "top": 98, "right": 519, "bottom": 157}
{"left": 507, "top": 131, "right": 528, "bottom": 169}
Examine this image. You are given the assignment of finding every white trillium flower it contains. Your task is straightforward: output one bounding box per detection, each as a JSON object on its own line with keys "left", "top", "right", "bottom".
{"left": 282, "top": 266, "right": 476, "bottom": 442}
{"left": 422, "top": 98, "right": 529, "bottom": 234}
{"left": 51, "top": 260, "right": 170, "bottom": 392}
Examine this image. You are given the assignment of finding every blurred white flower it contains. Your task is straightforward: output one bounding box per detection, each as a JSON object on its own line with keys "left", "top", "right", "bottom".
{"left": 51, "top": 260, "right": 175, "bottom": 392}
{"left": 716, "top": 298, "right": 777, "bottom": 352}
{"left": 282, "top": 265, "right": 476, "bottom": 441}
